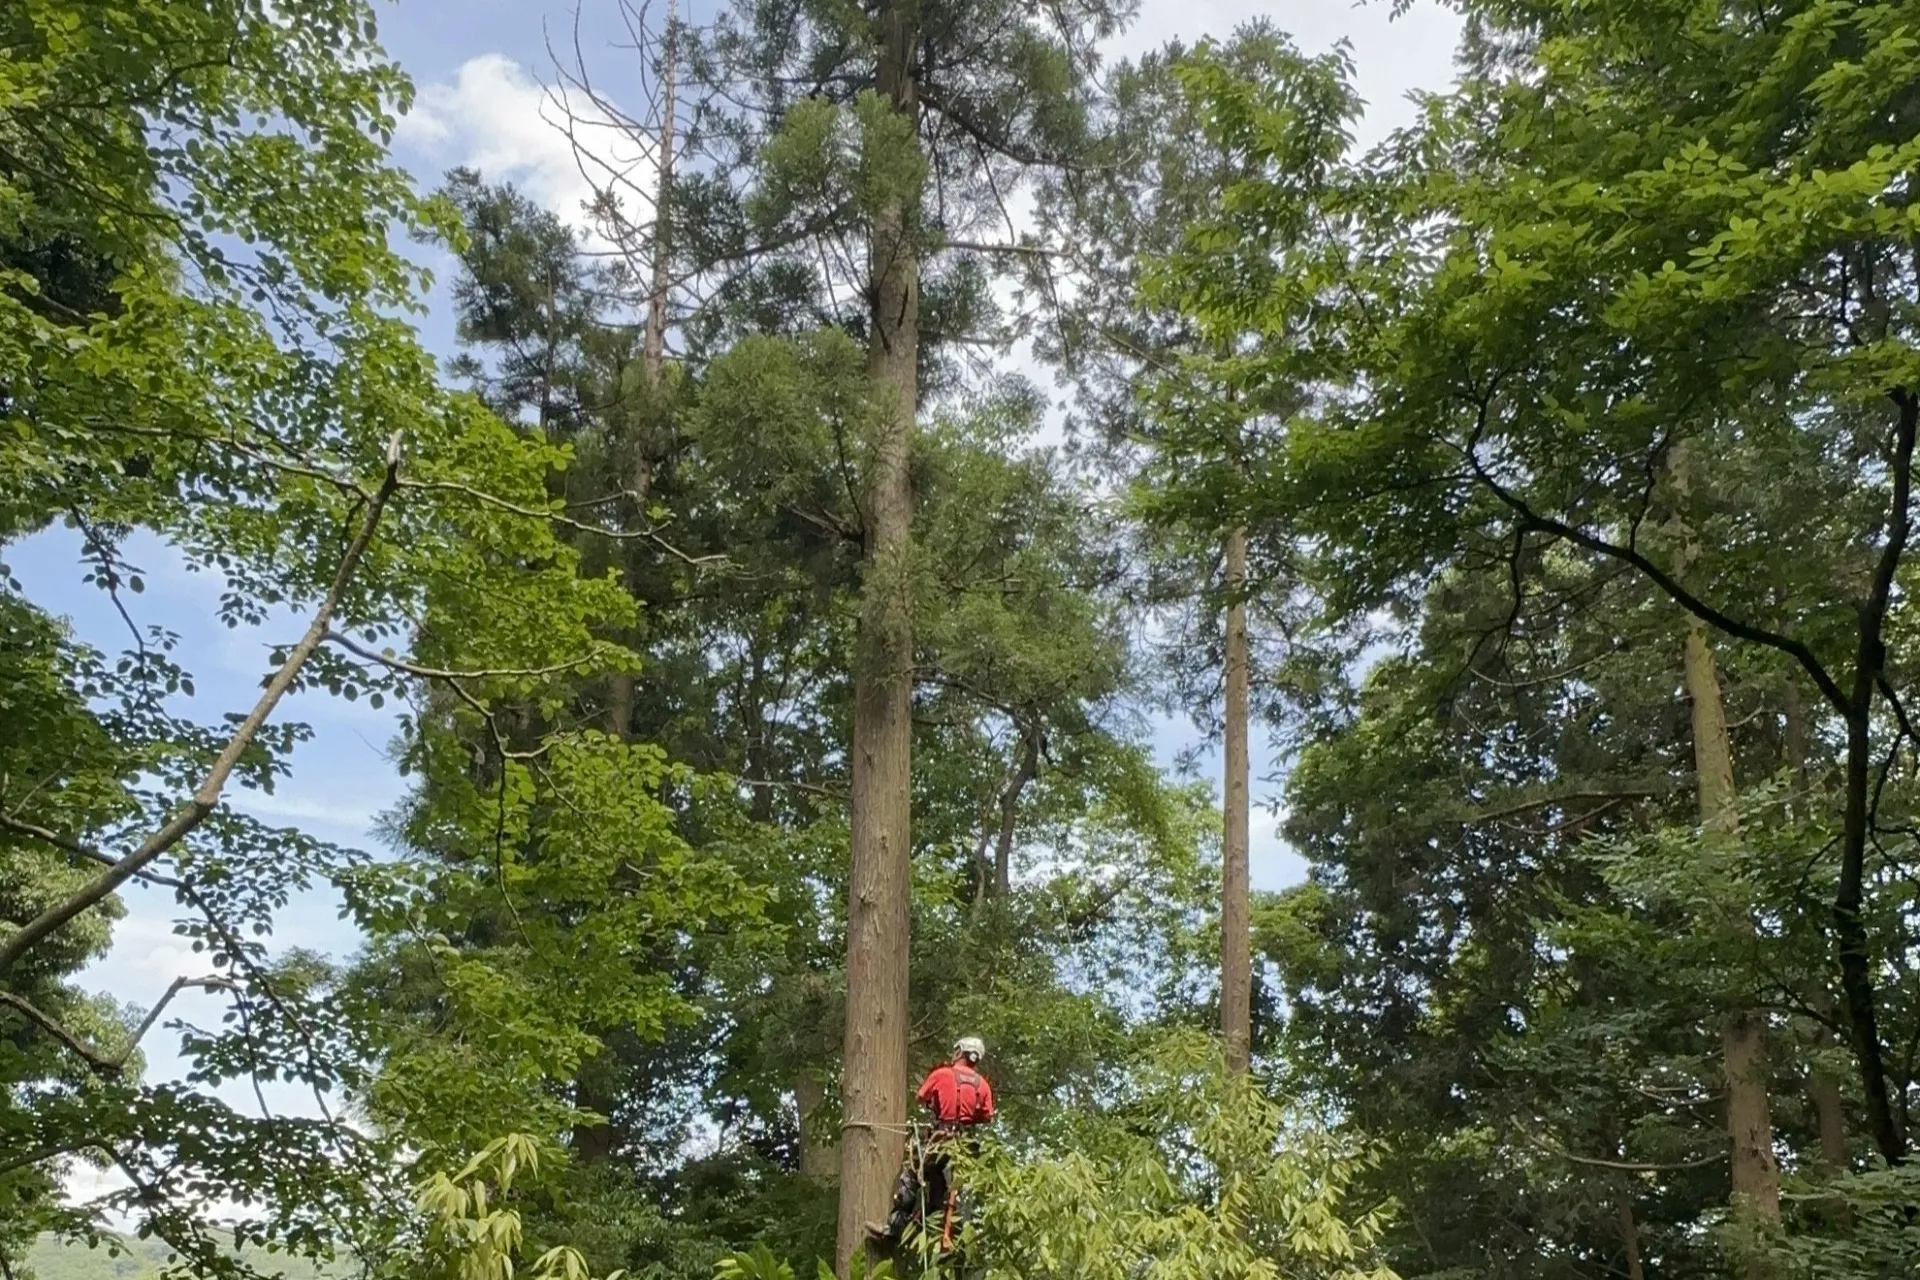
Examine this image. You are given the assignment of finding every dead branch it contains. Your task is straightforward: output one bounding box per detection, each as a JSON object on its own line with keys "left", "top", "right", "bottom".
{"left": 322, "top": 633, "right": 604, "bottom": 684}
{"left": 1465, "top": 788, "right": 1660, "bottom": 826}
{"left": 1518, "top": 1126, "right": 1725, "bottom": 1173}
{"left": 396, "top": 477, "right": 723, "bottom": 566}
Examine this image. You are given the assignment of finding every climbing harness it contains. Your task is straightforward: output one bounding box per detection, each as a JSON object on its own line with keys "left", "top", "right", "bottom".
{"left": 873, "top": 1116, "right": 975, "bottom": 1266}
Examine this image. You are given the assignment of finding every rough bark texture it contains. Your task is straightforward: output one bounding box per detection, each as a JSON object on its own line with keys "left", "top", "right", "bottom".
{"left": 1222, "top": 524, "right": 1252, "bottom": 1076}
{"left": 836, "top": 8, "right": 919, "bottom": 1272}
{"left": 1682, "top": 623, "right": 1781, "bottom": 1228}
{"left": 571, "top": 1072, "right": 617, "bottom": 1164}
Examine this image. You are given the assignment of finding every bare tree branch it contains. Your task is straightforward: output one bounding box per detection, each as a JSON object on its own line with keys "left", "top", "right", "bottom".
{"left": 0, "top": 813, "right": 185, "bottom": 889}
{"left": 0, "top": 976, "right": 232, "bottom": 1078}
{"left": 1465, "top": 789, "right": 1660, "bottom": 825}
{"left": 1459, "top": 401, "right": 1850, "bottom": 714}
{"left": 1517, "top": 1126, "right": 1725, "bottom": 1173}
{"left": 396, "top": 477, "right": 723, "bottom": 566}
{"left": 0, "top": 992, "right": 125, "bottom": 1075}
{"left": 323, "top": 633, "right": 604, "bottom": 684}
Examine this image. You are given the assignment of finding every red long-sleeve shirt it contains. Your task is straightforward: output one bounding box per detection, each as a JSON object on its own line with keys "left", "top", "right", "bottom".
{"left": 917, "top": 1062, "right": 995, "bottom": 1126}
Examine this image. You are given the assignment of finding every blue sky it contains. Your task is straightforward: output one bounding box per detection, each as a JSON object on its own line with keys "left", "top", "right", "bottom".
{"left": 19, "top": 0, "right": 1464, "bottom": 1184}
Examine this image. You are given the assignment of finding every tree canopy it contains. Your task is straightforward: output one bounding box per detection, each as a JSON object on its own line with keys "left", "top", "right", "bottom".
{"left": 10, "top": 2, "right": 1920, "bottom": 1280}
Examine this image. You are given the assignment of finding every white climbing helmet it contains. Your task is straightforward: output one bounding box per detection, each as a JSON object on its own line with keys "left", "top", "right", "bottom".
{"left": 954, "top": 1035, "right": 986, "bottom": 1064}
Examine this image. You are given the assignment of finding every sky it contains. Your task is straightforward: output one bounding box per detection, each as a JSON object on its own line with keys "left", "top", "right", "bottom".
{"left": 17, "top": 0, "right": 1464, "bottom": 1201}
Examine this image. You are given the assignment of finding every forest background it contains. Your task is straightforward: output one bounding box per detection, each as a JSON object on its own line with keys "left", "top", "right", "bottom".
{"left": 14, "top": 0, "right": 1458, "bottom": 1181}
{"left": 13, "top": 1, "right": 1920, "bottom": 1279}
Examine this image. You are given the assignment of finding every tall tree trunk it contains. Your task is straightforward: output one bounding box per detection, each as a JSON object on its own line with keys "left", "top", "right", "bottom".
{"left": 1222, "top": 524, "right": 1252, "bottom": 1076}
{"left": 571, "top": 1065, "right": 617, "bottom": 1165}
{"left": 1682, "top": 623, "right": 1782, "bottom": 1230}
{"left": 992, "top": 724, "right": 1040, "bottom": 899}
{"left": 836, "top": 6, "right": 919, "bottom": 1272}
{"left": 1834, "top": 389, "right": 1917, "bottom": 1164}
{"left": 642, "top": 0, "right": 676, "bottom": 386}
{"left": 1785, "top": 679, "right": 1849, "bottom": 1176}
{"left": 796, "top": 1070, "right": 839, "bottom": 1182}
{"left": 1808, "top": 1029, "right": 1850, "bottom": 1175}
{"left": 606, "top": 8, "right": 677, "bottom": 740}
{"left": 1617, "top": 1179, "right": 1646, "bottom": 1280}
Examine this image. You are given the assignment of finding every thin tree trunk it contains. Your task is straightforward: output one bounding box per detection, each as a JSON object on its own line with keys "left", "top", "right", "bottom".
{"left": 1682, "top": 623, "right": 1782, "bottom": 1230}
{"left": 605, "top": 9, "right": 677, "bottom": 742}
{"left": 1786, "top": 682, "right": 1849, "bottom": 1178}
{"left": 1833, "top": 390, "right": 1917, "bottom": 1165}
{"left": 836, "top": 5, "right": 919, "bottom": 1270}
{"left": 796, "top": 1071, "right": 838, "bottom": 1182}
{"left": 1222, "top": 524, "right": 1252, "bottom": 1076}
{"left": 1808, "top": 1032, "right": 1850, "bottom": 1175}
{"left": 642, "top": 0, "right": 676, "bottom": 388}
{"left": 992, "top": 724, "right": 1040, "bottom": 899}
{"left": 1617, "top": 1180, "right": 1646, "bottom": 1280}
{"left": 1782, "top": 673, "right": 1809, "bottom": 794}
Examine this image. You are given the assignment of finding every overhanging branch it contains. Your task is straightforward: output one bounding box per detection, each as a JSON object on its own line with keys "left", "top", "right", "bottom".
{"left": 0, "top": 434, "right": 405, "bottom": 974}
{"left": 1460, "top": 413, "right": 1849, "bottom": 714}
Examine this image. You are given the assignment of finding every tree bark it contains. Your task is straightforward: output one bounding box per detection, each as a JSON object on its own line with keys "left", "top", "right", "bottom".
{"left": 796, "top": 1070, "right": 839, "bottom": 1182}
{"left": 1808, "top": 1035, "right": 1850, "bottom": 1175}
{"left": 642, "top": 0, "right": 676, "bottom": 387}
{"left": 1617, "top": 1180, "right": 1646, "bottom": 1280}
{"left": 1222, "top": 524, "right": 1252, "bottom": 1076}
{"left": 836, "top": 6, "right": 919, "bottom": 1272}
{"left": 571, "top": 1072, "right": 617, "bottom": 1165}
{"left": 992, "top": 723, "right": 1040, "bottom": 899}
{"left": 1682, "top": 623, "right": 1781, "bottom": 1231}
{"left": 1834, "top": 390, "right": 1916, "bottom": 1164}
{"left": 606, "top": 12, "right": 676, "bottom": 740}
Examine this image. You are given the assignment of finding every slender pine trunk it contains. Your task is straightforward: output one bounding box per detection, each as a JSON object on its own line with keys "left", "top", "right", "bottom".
{"left": 1222, "top": 524, "right": 1252, "bottom": 1075}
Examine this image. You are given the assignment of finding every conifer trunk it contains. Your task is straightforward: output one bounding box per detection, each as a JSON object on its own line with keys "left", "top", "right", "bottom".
{"left": 642, "top": 1, "right": 676, "bottom": 387}
{"left": 606, "top": 6, "right": 677, "bottom": 741}
{"left": 836, "top": 4, "right": 919, "bottom": 1270}
{"left": 1222, "top": 524, "right": 1252, "bottom": 1075}
{"left": 992, "top": 726, "right": 1039, "bottom": 900}
{"left": 1785, "top": 684, "right": 1849, "bottom": 1176}
{"left": 1617, "top": 1180, "right": 1646, "bottom": 1280}
{"left": 796, "top": 1070, "right": 838, "bottom": 1182}
{"left": 1808, "top": 1035, "right": 1849, "bottom": 1174}
{"left": 1682, "top": 623, "right": 1782, "bottom": 1230}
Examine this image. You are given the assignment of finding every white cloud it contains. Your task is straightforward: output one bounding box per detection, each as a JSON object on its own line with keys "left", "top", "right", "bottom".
{"left": 224, "top": 787, "right": 386, "bottom": 836}
{"left": 397, "top": 53, "right": 657, "bottom": 234}
{"left": 398, "top": 5, "right": 1462, "bottom": 231}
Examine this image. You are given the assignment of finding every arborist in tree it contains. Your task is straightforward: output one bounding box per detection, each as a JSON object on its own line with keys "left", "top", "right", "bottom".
{"left": 868, "top": 1035, "right": 995, "bottom": 1252}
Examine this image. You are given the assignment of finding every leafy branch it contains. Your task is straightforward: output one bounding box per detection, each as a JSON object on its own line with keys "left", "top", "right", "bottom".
{"left": 0, "top": 977, "right": 235, "bottom": 1077}
{"left": 0, "top": 433, "right": 404, "bottom": 974}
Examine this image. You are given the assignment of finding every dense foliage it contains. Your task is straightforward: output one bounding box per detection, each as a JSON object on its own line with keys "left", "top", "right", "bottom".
{"left": 13, "top": 1, "right": 1920, "bottom": 1280}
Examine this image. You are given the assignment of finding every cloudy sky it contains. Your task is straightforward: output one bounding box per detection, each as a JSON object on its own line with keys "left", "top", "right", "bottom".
{"left": 16, "top": 0, "right": 1465, "bottom": 1182}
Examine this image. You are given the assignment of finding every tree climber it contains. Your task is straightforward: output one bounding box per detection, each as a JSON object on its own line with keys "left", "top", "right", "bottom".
{"left": 867, "top": 1035, "right": 995, "bottom": 1250}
